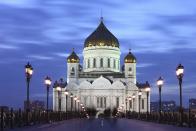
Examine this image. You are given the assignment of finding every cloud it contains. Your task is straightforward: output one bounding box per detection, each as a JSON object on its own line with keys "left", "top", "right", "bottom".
{"left": 137, "top": 63, "right": 155, "bottom": 68}
{"left": 28, "top": 55, "right": 54, "bottom": 60}
{"left": 0, "top": 44, "right": 20, "bottom": 50}
{"left": 0, "top": 0, "right": 39, "bottom": 8}
{"left": 54, "top": 52, "right": 83, "bottom": 58}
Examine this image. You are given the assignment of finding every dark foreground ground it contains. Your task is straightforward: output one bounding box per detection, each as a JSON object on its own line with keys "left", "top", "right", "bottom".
{"left": 12, "top": 118, "right": 195, "bottom": 131}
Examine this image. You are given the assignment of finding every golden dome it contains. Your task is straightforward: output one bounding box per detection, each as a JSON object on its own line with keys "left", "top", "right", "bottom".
{"left": 124, "top": 49, "right": 136, "bottom": 63}
{"left": 67, "top": 49, "right": 79, "bottom": 63}
{"left": 84, "top": 18, "right": 119, "bottom": 48}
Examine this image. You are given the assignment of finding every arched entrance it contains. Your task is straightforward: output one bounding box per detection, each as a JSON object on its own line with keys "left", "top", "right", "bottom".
{"left": 95, "top": 110, "right": 104, "bottom": 118}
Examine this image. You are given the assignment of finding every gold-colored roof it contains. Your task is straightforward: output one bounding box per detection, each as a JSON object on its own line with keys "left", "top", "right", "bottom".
{"left": 84, "top": 18, "right": 119, "bottom": 48}
{"left": 124, "top": 50, "right": 136, "bottom": 63}
{"left": 67, "top": 50, "right": 79, "bottom": 63}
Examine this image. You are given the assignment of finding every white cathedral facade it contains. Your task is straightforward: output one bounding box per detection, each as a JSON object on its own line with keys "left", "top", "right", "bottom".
{"left": 53, "top": 18, "right": 150, "bottom": 114}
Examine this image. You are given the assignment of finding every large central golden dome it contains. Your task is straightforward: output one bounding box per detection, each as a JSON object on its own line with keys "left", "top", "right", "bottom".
{"left": 84, "top": 18, "right": 119, "bottom": 48}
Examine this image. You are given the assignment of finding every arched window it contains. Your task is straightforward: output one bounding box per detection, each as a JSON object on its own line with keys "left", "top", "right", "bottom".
{"left": 108, "top": 58, "right": 110, "bottom": 68}
{"left": 142, "top": 99, "right": 144, "bottom": 109}
{"left": 116, "top": 97, "right": 119, "bottom": 107}
{"left": 71, "top": 67, "right": 75, "bottom": 75}
{"left": 113, "top": 59, "right": 116, "bottom": 69}
{"left": 100, "top": 58, "right": 103, "bottom": 67}
{"left": 93, "top": 58, "right": 96, "bottom": 68}
{"left": 88, "top": 59, "right": 90, "bottom": 68}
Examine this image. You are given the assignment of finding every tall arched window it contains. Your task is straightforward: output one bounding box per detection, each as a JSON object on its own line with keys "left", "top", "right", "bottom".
{"left": 71, "top": 67, "right": 75, "bottom": 75}
{"left": 93, "top": 58, "right": 96, "bottom": 68}
{"left": 113, "top": 59, "right": 116, "bottom": 69}
{"left": 108, "top": 58, "right": 110, "bottom": 68}
{"left": 100, "top": 58, "right": 103, "bottom": 67}
{"left": 88, "top": 59, "right": 90, "bottom": 68}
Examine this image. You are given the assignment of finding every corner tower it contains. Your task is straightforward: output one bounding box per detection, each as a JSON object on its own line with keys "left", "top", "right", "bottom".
{"left": 83, "top": 18, "right": 121, "bottom": 73}
{"left": 124, "top": 49, "right": 136, "bottom": 84}
{"left": 67, "top": 49, "right": 80, "bottom": 83}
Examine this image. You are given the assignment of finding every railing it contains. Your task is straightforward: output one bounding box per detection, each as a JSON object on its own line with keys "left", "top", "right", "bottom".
{"left": 125, "top": 111, "right": 196, "bottom": 128}
{"left": 0, "top": 108, "right": 86, "bottom": 130}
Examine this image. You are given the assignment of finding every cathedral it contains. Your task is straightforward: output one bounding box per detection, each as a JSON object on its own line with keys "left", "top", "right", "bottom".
{"left": 53, "top": 18, "right": 150, "bottom": 114}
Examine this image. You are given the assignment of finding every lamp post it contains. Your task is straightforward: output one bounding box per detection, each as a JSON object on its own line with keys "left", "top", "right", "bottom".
{"left": 77, "top": 99, "right": 80, "bottom": 118}
{"left": 145, "top": 83, "right": 150, "bottom": 120}
{"left": 138, "top": 90, "right": 142, "bottom": 118}
{"left": 56, "top": 85, "right": 62, "bottom": 112}
{"left": 25, "top": 62, "right": 33, "bottom": 125}
{"left": 64, "top": 89, "right": 69, "bottom": 119}
{"left": 157, "top": 76, "right": 164, "bottom": 122}
{"left": 44, "top": 76, "right": 52, "bottom": 123}
{"left": 176, "top": 64, "right": 184, "bottom": 126}
{"left": 125, "top": 98, "right": 128, "bottom": 118}
{"left": 132, "top": 94, "right": 136, "bottom": 112}
{"left": 70, "top": 93, "right": 73, "bottom": 118}
{"left": 74, "top": 96, "right": 77, "bottom": 118}
{"left": 128, "top": 97, "right": 132, "bottom": 113}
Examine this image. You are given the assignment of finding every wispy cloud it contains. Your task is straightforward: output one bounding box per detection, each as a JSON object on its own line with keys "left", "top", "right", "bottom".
{"left": 0, "top": 0, "right": 39, "bottom": 8}
{"left": 137, "top": 63, "right": 155, "bottom": 68}
{"left": 54, "top": 52, "right": 83, "bottom": 58}
{"left": 28, "top": 55, "right": 54, "bottom": 60}
{"left": 0, "top": 44, "right": 20, "bottom": 50}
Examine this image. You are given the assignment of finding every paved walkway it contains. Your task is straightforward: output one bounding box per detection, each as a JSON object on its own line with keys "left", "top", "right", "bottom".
{"left": 13, "top": 118, "right": 195, "bottom": 131}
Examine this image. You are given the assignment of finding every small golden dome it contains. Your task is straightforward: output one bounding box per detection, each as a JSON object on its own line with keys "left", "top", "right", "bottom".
{"left": 67, "top": 49, "right": 79, "bottom": 63}
{"left": 124, "top": 49, "right": 136, "bottom": 63}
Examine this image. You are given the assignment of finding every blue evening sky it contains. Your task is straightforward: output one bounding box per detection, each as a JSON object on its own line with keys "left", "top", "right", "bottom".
{"left": 0, "top": 0, "right": 196, "bottom": 109}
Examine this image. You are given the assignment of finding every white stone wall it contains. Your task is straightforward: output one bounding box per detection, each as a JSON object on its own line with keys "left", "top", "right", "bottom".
{"left": 83, "top": 46, "right": 121, "bottom": 72}
{"left": 53, "top": 76, "right": 150, "bottom": 113}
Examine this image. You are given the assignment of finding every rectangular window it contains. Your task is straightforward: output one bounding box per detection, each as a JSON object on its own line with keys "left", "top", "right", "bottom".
{"left": 108, "top": 58, "right": 110, "bottom": 68}
{"left": 129, "top": 100, "right": 132, "bottom": 109}
{"left": 93, "top": 58, "right": 96, "bottom": 68}
{"left": 116, "top": 97, "right": 119, "bottom": 107}
{"left": 104, "top": 97, "right": 106, "bottom": 108}
{"left": 100, "top": 97, "right": 103, "bottom": 108}
{"left": 100, "top": 58, "right": 103, "bottom": 67}
{"left": 142, "top": 99, "right": 144, "bottom": 109}
{"left": 114, "top": 59, "right": 116, "bottom": 69}
{"left": 97, "top": 97, "right": 99, "bottom": 108}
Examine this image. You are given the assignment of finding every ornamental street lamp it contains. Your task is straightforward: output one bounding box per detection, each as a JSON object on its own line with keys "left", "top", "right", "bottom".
{"left": 74, "top": 96, "right": 77, "bottom": 115}
{"left": 64, "top": 89, "right": 69, "bottom": 119}
{"left": 145, "top": 83, "right": 150, "bottom": 120}
{"left": 70, "top": 93, "right": 73, "bottom": 116}
{"left": 77, "top": 99, "right": 80, "bottom": 118}
{"left": 176, "top": 64, "right": 184, "bottom": 126}
{"left": 145, "top": 82, "right": 150, "bottom": 114}
{"left": 132, "top": 94, "right": 136, "bottom": 112}
{"left": 157, "top": 76, "right": 163, "bottom": 121}
{"left": 125, "top": 98, "right": 128, "bottom": 117}
{"left": 128, "top": 97, "right": 132, "bottom": 112}
{"left": 77, "top": 99, "right": 80, "bottom": 112}
{"left": 138, "top": 90, "right": 142, "bottom": 117}
{"left": 56, "top": 85, "right": 62, "bottom": 112}
{"left": 25, "top": 62, "right": 33, "bottom": 125}
{"left": 44, "top": 76, "right": 52, "bottom": 122}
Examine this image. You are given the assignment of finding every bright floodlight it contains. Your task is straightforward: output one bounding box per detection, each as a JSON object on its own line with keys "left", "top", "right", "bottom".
{"left": 45, "top": 76, "right": 52, "bottom": 86}
{"left": 157, "top": 77, "right": 164, "bottom": 87}
{"left": 176, "top": 64, "right": 184, "bottom": 77}
{"left": 138, "top": 90, "right": 142, "bottom": 96}
{"left": 56, "top": 86, "right": 61, "bottom": 91}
